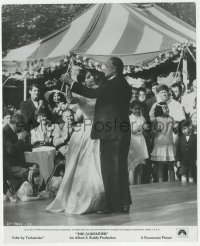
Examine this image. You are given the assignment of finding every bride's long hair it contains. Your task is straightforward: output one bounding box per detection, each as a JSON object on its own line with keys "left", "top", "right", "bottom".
{"left": 77, "top": 68, "right": 105, "bottom": 88}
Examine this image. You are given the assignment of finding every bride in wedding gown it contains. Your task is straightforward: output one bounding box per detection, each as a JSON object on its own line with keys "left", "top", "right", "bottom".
{"left": 46, "top": 69, "right": 105, "bottom": 214}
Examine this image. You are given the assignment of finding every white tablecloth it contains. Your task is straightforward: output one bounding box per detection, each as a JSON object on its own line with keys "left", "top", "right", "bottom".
{"left": 24, "top": 146, "right": 56, "bottom": 182}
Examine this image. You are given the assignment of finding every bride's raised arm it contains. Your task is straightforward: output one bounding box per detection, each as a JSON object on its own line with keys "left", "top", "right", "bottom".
{"left": 65, "top": 84, "right": 80, "bottom": 105}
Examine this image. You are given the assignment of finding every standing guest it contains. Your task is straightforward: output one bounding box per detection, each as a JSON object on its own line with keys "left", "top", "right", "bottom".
{"left": 130, "top": 87, "right": 139, "bottom": 102}
{"left": 47, "top": 90, "right": 67, "bottom": 123}
{"left": 131, "top": 87, "right": 150, "bottom": 122}
{"left": 138, "top": 87, "right": 147, "bottom": 103}
{"left": 20, "top": 84, "right": 50, "bottom": 131}
{"left": 131, "top": 87, "right": 152, "bottom": 181}
{"left": 128, "top": 101, "right": 149, "bottom": 185}
{"left": 149, "top": 84, "right": 185, "bottom": 123}
{"left": 176, "top": 120, "right": 197, "bottom": 183}
{"left": 151, "top": 102, "right": 176, "bottom": 182}
{"left": 171, "top": 82, "right": 183, "bottom": 103}
{"left": 3, "top": 114, "right": 32, "bottom": 197}
{"left": 181, "top": 79, "right": 197, "bottom": 118}
{"left": 30, "top": 110, "right": 55, "bottom": 146}
{"left": 146, "top": 82, "right": 159, "bottom": 112}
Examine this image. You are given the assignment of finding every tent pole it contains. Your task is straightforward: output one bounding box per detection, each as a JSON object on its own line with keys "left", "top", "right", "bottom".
{"left": 182, "top": 58, "right": 189, "bottom": 94}
{"left": 24, "top": 77, "right": 27, "bottom": 101}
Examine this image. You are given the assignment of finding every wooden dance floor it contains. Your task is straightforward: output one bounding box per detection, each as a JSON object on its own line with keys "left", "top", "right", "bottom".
{"left": 4, "top": 181, "right": 197, "bottom": 226}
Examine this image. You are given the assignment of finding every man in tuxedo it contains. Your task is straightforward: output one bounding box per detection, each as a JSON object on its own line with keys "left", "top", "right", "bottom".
{"left": 63, "top": 57, "right": 132, "bottom": 213}
{"left": 20, "top": 83, "right": 50, "bottom": 131}
{"left": 3, "top": 114, "right": 32, "bottom": 195}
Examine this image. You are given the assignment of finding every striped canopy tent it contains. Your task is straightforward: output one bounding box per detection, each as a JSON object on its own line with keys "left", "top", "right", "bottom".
{"left": 3, "top": 3, "right": 196, "bottom": 73}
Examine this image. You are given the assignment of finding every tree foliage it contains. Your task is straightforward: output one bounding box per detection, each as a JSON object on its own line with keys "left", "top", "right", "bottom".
{"left": 2, "top": 3, "right": 196, "bottom": 53}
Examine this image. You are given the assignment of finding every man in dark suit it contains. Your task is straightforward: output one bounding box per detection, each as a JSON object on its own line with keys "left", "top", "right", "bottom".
{"left": 63, "top": 57, "right": 132, "bottom": 213}
{"left": 20, "top": 83, "right": 50, "bottom": 131}
{"left": 3, "top": 114, "right": 32, "bottom": 195}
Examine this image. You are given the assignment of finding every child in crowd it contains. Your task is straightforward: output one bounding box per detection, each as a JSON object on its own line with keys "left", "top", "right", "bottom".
{"left": 151, "top": 102, "right": 176, "bottom": 182}
{"left": 17, "top": 164, "right": 44, "bottom": 202}
{"left": 176, "top": 120, "right": 197, "bottom": 183}
{"left": 128, "top": 101, "right": 149, "bottom": 185}
{"left": 31, "top": 110, "right": 55, "bottom": 146}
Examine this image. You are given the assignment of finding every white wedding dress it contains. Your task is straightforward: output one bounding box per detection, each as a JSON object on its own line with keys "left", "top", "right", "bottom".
{"left": 46, "top": 94, "right": 105, "bottom": 214}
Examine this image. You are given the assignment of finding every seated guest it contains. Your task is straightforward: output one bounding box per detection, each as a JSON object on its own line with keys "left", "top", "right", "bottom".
{"left": 176, "top": 120, "right": 197, "bottom": 183}
{"left": 47, "top": 90, "right": 67, "bottom": 123}
{"left": 53, "top": 108, "right": 74, "bottom": 161}
{"left": 171, "top": 82, "right": 183, "bottom": 103}
{"left": 20, "top": 83, "right": 50, "bottom": 131}
{"left": 17, "top": 165, "right": 44, "bottom": 202}
{"left": 3, "top": 114, "right": 32, "bottom": 195}
{"left": 3, "top": 109, "right": 12, "bottom": 126}
{"left": 30, "top": 110, "right": 55, "bottom": 146}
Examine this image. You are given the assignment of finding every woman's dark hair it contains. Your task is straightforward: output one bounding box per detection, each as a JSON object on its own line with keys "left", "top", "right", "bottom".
{"left": 130, "top": 100, "right": 141, "bottom": 110}
{"left": 77, "top": 68, "right": 97, "bottom": 85}
{"left": 48, "top": 91, "right": 66, "bottom": 108}
{"left": 76, "top": 68, "right": 87, "bottom": 83}
{"left": 154, "top": 102, "right": 167, "bottom": 117}
{"left": 95, "top": 71, "right": 105, "bottom": 86}
{"left": 28, "top": 171, "right": 40, "bottom": 196}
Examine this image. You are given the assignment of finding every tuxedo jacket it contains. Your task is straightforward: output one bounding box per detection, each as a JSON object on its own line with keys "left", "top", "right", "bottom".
{"left": 3, "top": 124, "right": 32, "bottom": 171}
{"left": 176, "top": 133, "right": 197, "bottom": 166}
{"left": 20, "top": 98, "right": 50, "bottom": 130}
{"left": 72, "top": 75, "right": 132, "bottom": 140}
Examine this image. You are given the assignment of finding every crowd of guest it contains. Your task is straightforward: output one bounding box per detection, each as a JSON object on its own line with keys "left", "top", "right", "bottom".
{"left": 3, "top": 66, "right": 197, "bottom": 203}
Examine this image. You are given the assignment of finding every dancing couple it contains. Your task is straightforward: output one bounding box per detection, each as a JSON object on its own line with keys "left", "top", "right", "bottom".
{"left": 46, "top": 57, "right": 132, "bottom": 214}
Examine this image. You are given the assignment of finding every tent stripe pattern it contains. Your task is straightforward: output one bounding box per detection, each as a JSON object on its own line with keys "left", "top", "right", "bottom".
{"left": 3, "top": 3, "right": 196, "bottom": 71}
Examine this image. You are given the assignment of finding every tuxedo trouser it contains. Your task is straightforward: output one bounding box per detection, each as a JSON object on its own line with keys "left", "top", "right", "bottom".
{"left": 100, "top": 137, "right": 132, "bottom": 211}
